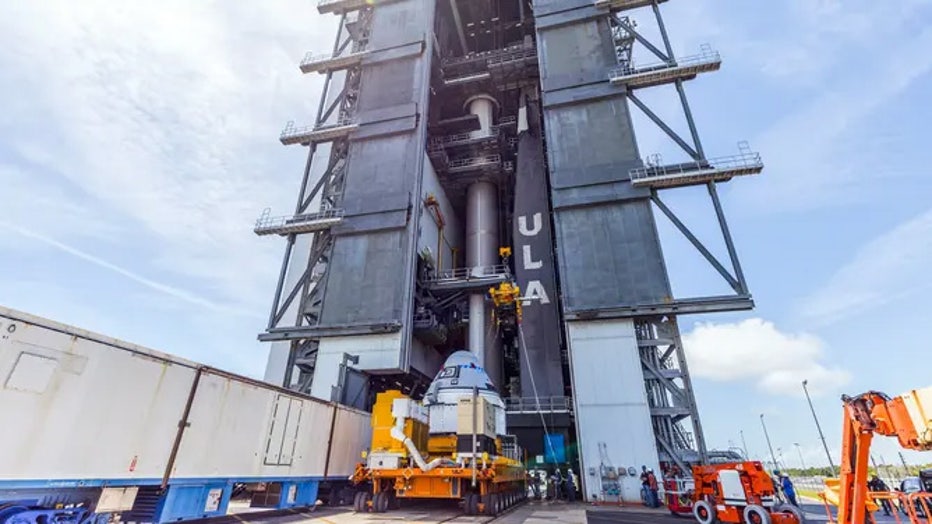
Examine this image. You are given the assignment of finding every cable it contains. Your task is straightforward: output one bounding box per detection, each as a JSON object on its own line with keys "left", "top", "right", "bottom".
{"left": 516, "top": 324, "right": 558, "bottom": 466}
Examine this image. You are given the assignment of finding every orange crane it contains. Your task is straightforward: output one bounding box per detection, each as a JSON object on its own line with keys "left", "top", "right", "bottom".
{"left": 831, "top": 387, "right": 932, "bottom": 524}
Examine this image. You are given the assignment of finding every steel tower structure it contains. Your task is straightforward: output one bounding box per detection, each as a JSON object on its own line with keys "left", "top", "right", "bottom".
{"left": 258, "top": 0, "right": 763, "bottom": 502}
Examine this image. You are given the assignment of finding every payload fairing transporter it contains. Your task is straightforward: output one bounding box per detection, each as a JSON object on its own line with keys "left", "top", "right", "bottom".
{"left": 258, "top": 0, "right": 762, "bottom": 502}
{"left": 351, "top": 351, "right": 525, "bottom": 515}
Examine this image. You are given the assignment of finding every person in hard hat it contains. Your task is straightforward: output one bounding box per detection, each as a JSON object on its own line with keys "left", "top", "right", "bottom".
{"left": 640, "top": 465, "right": 650, "bottom": 506}
{"left": 647, "top": 469, "right": 660, "bottom": 508}
{"left": 771, "top": 470, "right": 786, "bottom": 503}
{"left": 566, "top": 469, "right": 578, "bottom": 502}
{"left": 780, "top": 473, "right": 799, "bottom": 507}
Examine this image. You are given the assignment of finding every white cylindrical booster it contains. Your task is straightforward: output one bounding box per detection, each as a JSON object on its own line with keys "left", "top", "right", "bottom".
{"left": 466, "top": 94, "right": 496, "bottom": 139}
{"left": 466, "top": 180, "right": 498, "bottom": 367}
{"left": 464, "top": 94, "right": 500, "bottom": 377}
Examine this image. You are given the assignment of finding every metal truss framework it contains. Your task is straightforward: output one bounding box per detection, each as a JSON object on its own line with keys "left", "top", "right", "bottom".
{"left": 604, "top": 0, "right": 764, "bottom": 467}
{"left": 258, "top": 8, "right": 371, "bottom": 393}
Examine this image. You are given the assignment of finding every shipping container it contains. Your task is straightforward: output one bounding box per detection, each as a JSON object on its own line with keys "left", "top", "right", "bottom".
{"left": 0, "top": 307, "right": 371, "bottom": 524}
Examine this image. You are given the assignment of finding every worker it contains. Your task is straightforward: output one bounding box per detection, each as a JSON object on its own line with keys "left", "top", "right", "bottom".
{"left": 780, "top": 473, "right": 799, "bottom": 507}
{"left": 647, "top": 468, "right": 660, "bottom": 508}
{"left": 868, "top": 475, "right": 892, "bottom": 516}
{"left": 640, "top": 465, "right": 650, "bottom": 506}
{"left": 566, "top": 469, "right": 578, "bottom": 503}
{"left": 528, "top": 471, "right": 541, "bottom": 500}
{"left": 553, "top": 468, "right": 565, "bottom": 500}
{"left": 771, "top": 470, "right": 786, "bottom": 503}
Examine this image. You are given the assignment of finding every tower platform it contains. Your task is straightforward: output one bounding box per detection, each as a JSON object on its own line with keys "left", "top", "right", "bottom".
{"left": 630, "top": 146, "right": 763, "bottom": 188}
{"left": 609, "top": 47, "right": 721, "bottom": 89}
{"left": 254, "top": 209, "right": 345, "bottom": 236}
{"left": 280, "top": 120, "right": 358, "bottom": 145}
{"left": 299, "top": 50, "right": 369, "bottom": 74}
{"left": 594, "top": 0, "right": 669, "bottom": 11}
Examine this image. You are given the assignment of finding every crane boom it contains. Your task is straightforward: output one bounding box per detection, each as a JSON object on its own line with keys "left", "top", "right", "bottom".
{"left": 837, "top": 386, "right": 932, "bottom": 524}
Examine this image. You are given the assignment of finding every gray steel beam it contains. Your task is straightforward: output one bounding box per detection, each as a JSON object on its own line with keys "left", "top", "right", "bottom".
{"left": 707, "top": 182, "right": 749, "bottom": 294}
{"left": 651, "top": 194, "right": 741, "bottom": 292}
{"left": 448, "top": 0, "right": 469, "bottom": 55}
{"left": 628, "top": 93, "right": 699, "bottom": 160}
{"left": 617, "top": 18, "right": 668, "bottom": 62}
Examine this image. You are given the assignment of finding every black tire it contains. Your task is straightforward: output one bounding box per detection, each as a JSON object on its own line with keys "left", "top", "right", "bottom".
{"left": 693, "top": 500, "right": 718, "bottom": 524}
{"left": 375, "top": 492, "right": 389, "bottom": 513}
{"left": 353, "top": 491, "right": 365, "bottom": 512}
{"left": 743, "top": 504, "right": 772, "bottom": 524}
{"left": 466, "top": 493, "right": 480, "bottom": 516}
{"left": 775, "top": 504, "right": 805, "bottom": 524}
{"left": 484, "top": 493, "right": 499, "bottom": 516}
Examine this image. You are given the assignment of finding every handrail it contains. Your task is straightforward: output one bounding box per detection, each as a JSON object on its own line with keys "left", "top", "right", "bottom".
{"left": 300, "top": 48, "right": 367, "bottom": 68}
{"left": 504, "top": 396, "right": 573, "bottom": 413}
{"left": 630, "top": 147, "right": 762, "bottom": 182}
{"left": 429, "top": 265, "right": 510, "bottom": 282}
{"left": 254, "top": 209, "right": 345, "bottom": 231}
{"left": 447, "top": 154, "right": 502, "bottom": 170}
{"left": 280, "top": 118, "right": 356, "bottom": 141}
{"left": 609, "top": 45, "right": 720, "bottom": 79}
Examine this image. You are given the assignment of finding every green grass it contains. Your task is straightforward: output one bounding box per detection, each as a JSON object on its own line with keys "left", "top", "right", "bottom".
{"left": 797, "top": 488, "right": 823, "bottom": 501}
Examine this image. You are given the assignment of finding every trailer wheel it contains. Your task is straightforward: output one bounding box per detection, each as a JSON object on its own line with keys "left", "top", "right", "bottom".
{"left": 465, "top": 493, "right": 479, "bottom": 515}
{"left": 775, "top": 505, "right": 805, "bottom": 524}
{"left": 743, "top": 504, "right": 772, "bottom": 524}
{"left": 373, "top": 492, "right": 389, "bottom": 513}
{"left": 482, "top": 493, "right": 496, "bottom": 516}
{"left": 693, "top": 500, "right": 718, "bottom": 524}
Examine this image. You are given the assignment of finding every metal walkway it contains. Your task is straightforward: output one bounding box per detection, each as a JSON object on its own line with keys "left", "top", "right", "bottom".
{"left": 299, "top": 50, "right": 369, "bottom": 74}
{"left": 254, "top": 209, "right": 345, "bottom": 236}
{"left": 279, "top": 119, "right": 358, "bottom": 145}
{"left": 594, "top": 0, "right": 669, "bottom": 11}
{"left": 609, "top": 47, "right": 721, "bottom": 89}
{"left": 630, "top": 144, "right": 763, "bottom": 189}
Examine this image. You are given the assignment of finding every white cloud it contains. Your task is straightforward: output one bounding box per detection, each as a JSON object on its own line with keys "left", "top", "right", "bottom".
{"left": 0, "top": 1, "right": 336, "bottom": 311}
{"left": 683, "top": 318, "right": 850, "bottom": 396}
{"left": 801, "top": 208, "right": 932, "bottom": 324}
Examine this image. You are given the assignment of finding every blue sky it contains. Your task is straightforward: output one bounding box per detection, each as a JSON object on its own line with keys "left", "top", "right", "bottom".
{"left": 2, "top": 1, "right": 931, "bottom": 468}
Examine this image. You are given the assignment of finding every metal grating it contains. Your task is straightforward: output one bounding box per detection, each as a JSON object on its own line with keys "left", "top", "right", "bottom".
{"left": 594, "top": 0, "right": 669, "bottom": 11}
{"left": 446, "top": 154, "right": 504, "bottom": 174}
{"left": 254, "top": 208, "right": 345, "bottom": 236}
{"left": 299, "top": 50, "right": 368, "bottom": 74}
{"left": 609, "top": 46, "right": 721, "bottom": 89}
{"left": 279, "top": 119, "right": 358, "bottom": 145}
{"left": 630, "top": 143, "right": 763, "bottom": 189}
{"left": 505, "top": 396, "right": 573, "bottom": 414}
{"left": 424, "top": 265, "right": 510, "bottom": 292}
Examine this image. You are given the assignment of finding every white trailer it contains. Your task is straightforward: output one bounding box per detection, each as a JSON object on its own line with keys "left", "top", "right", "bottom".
{"left": 0, "top": 306, "right": 372, "bottom": 524}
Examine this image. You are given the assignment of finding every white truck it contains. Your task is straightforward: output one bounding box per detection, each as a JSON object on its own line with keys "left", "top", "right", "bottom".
{"left": 0, "top": 306, "right": 371, "bottom": 524}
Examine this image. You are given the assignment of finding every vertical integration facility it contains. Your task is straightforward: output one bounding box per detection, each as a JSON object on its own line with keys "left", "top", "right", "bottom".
{"left": 258, "top": 0, "right": 763, "bottom": 502}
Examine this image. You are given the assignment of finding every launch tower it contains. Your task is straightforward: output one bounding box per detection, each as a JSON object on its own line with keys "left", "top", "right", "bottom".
{"left": 258, "top": 0, "right": 763, "bottom": 502}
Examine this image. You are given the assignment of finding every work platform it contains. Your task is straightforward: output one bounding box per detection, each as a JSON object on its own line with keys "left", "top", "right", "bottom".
{"left": 630, "top": 144, "right": 763, "bottom": 188}
{"left": 254, "top": 208, "right": 345, "bottom": 236}
{"left": 280, "top": 120, "right": 358, "bottom": 145}
{"left": 594, "top": 0, "right": 669, "bottom": 11}
{"left": 424, "top": 265, "right": 511, "bottom": 293}
{"left": 317, "top": 0, "right": 400, "bottom": 15}
{"left": 299, "top": 50, "right": 369, "bottom": 74}
{"left": 609, "top": 47, "right": 721, "bottom": 89}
